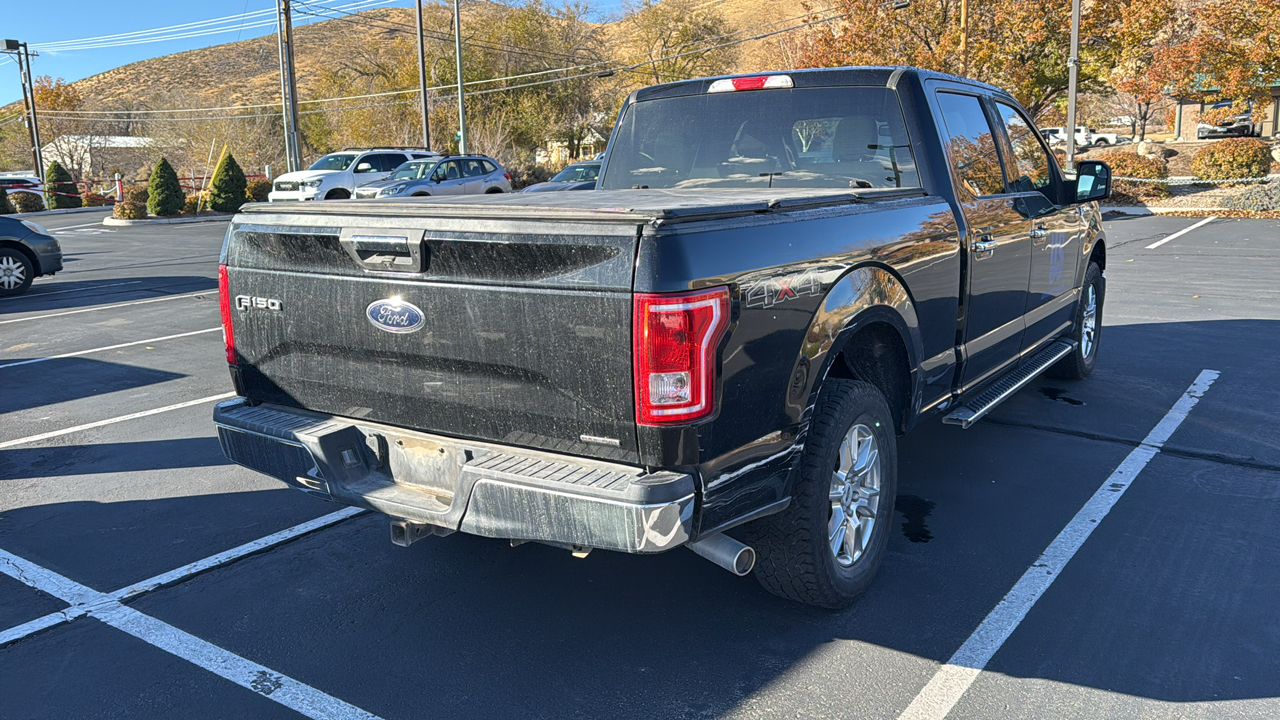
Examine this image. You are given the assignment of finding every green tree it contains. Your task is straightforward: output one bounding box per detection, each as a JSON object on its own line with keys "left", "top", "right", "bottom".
{"left": 45, "top": 160, "right": 82, "bottom": 209}
{"left": 207, "top": 151, "right": 248, "bottom": 213}
{"left": 147, "top": 157, "right": 184, "bottom": 217}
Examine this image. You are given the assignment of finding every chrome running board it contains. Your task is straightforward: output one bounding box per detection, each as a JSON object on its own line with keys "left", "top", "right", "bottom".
{"left": 944, "top": 340, "right": 1076, "bottom": 429}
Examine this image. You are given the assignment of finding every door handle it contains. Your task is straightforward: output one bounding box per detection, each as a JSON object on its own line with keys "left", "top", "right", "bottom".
{"left": 1030, "top": 226, "right": 1049, "bottom": 243}
{"left": 973, "top": 234, "right": 996, "bottom": 259}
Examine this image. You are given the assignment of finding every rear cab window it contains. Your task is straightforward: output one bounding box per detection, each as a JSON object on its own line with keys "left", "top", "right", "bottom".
{"left": 600, "top": 86, "right": 920, "bottom": 190}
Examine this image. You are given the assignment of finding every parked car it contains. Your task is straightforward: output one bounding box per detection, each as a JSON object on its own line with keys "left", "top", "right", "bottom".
{"left": 0, "top": 174, "right": 43, "bottom": 194}
{"left": 520, "top": 161, "right": 600, "bottom": 192}
{"left": 268, "top": 148, "right": 438, "bottom": 201}
{"left": 1040, "top": 126, "right": 1124, "bottom": 147}
{"left": 1197, "top": 101, "right": 1258, "bottom": 139}
{"left": 215, "top": 67, "right": 1110, "bottom": 608}
{"left": 354, "top": 155, "right": 511, "bottom": 199}
{"left": 0, "top": 216, "right": 61, "bottom": 297}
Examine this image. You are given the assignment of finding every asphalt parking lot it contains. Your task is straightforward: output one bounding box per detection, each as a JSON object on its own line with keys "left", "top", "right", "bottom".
{"left": 1, "top": 208, "right": 1278, "bottom": 719}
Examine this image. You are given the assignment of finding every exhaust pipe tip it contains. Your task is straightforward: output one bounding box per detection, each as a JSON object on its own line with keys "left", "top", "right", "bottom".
{"left": 687, "top": 533, "right": 756, "bottom": 576}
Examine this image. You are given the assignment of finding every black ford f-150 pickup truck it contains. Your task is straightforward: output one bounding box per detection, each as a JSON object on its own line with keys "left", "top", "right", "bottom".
{"left": 215, "top": 67, "right": 1111, "bottom": 608}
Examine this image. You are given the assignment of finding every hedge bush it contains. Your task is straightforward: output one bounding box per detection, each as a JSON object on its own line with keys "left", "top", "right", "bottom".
{"left": 113, "top": 200, "right": 147, "bottom": 220}
{"left": 124, "top": 184, "right": 148, "bottom": 204}
{"left": 10, "top": 191, "right": 44, "bottom": 213}
{"left": 81, "top": 191, "right": 110, "bottom": 208}
{"left": 246, "top": 178, "right": 271, "bottom": 203}
{"left": 44, "top": 161, "right": 82, "bottom": 210}
{"left": 147, "top": 158, "right": 185, "bottom": 217}
{"left": 184, "top": 193, "right": 207, "bottom": 214}
{"left": 207, "top": 152, "right": 247, "bottom": 213}
{"left": 1101, "top": 151, "right": 1170, "bottom": 202}
{"left": 0, "top": 187, "right": 13, "bottom": 215}
{"left": 1191, "top": 138, "right": 1273, "bottom": 181}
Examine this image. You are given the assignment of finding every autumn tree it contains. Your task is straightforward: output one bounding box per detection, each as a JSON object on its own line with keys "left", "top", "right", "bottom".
{"left": 797, "top": 0, "right": 1125, "bottom": 117}
{"left": 1179, "top": 0, "right": 1280, "bottom": 111}
{"left": 621, "top": 0, "right": 737, "bottom": 87}
{"left": 1105, "top": 0, "right": 1193, "bottom": 140}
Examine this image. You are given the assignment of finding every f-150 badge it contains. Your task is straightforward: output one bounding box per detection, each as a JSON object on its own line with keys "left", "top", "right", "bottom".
{"left": 366, "top": 298, "right": 425, "bottom": 334}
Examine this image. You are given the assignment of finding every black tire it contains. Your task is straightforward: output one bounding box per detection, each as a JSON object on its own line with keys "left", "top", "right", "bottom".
{"left": 0, "top": 247, "right": 35, "bottom": 298}
{"left": 743, "top": 379, "right": 898, "bottom": 609}
{"left": 410, "top": 192, "right": 430, "bottom": 197}
{"left": 485, "top": 188, "right": 503, "bottom": 194}
{"left": 324, "top": 189, "right": 350, "bottom": 200}
{"left": 1094, "top": 139, "right": 1110, "bottom": 147}
{"left": 1050, "top": 261, "right": 1103, "bottom": 380}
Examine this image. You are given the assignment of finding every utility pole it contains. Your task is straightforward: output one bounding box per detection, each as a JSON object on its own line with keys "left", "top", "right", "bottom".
{"left": 1064, "top": 0, "right": 1081, "bottom": 171}
{"left": 959, "top": 0, "right": 968, "bottom": 78}
{"left": 4, "top": 40, "right": 43, "bottom": 182}
{"left": 276, "top": 0, "right": 302, "bottom": 172}
{"left": 415, "top": 0, "right": 431, "bottom": 150}
{"left": 452, "top": 0, "right": 467, "bottom": 154}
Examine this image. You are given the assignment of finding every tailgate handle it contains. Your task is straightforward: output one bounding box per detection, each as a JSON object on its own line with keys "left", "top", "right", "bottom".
{"left": 339, "top": 230, "right": 426, "bottom": 273}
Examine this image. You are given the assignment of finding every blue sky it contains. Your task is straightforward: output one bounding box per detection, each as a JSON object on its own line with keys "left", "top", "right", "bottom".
{"left": 1, "top": 0, "right": 628, "bottom": 108}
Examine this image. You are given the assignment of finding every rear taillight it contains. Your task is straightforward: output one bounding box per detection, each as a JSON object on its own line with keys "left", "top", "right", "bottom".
{"left": 633, "top": 287, "right": 730, "bottom": 425}
{"left": 503, "top": 172, "right": 511, "bottom": 181}
{"left": 218, "top": 264, "right": 236, "bottom": 365}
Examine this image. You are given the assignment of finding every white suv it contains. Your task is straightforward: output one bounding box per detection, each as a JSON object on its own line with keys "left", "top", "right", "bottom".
{"left": 268, "top": 148, "right": 438, "bottom": 202}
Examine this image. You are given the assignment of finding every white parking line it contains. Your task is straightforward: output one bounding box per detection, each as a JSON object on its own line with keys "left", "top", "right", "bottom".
{"left": 0, "top": 280, "right": 141, "bottom": 302}
{"left": 49, "top": 221, "right": 109, "bottom": 232}
{"left": 1145, "top": 216, "right": 1217, "bottom": 249}
{"left": 0, "top": 290, "right": 215, "bottom": 325}
{"left": 0, "top": 327, "right": 220, "bottom": 370}
{"left": 0, "top": 548, "right": 381, "bottom": 720}
{"left": 898, "top": 369, "right": 1219, "bottom": 720}
{"left": 0, "top": 392, "right": 235, "bottom": 449}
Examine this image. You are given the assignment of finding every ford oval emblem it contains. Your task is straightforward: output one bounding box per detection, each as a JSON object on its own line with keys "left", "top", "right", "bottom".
{"left": 366, "top": 298, "right": 425, "bottom": 334}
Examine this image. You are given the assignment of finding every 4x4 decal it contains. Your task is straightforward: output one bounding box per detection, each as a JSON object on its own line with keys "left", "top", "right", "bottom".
{"left": 744, "top": 269, "right": 822, "bottom": 308}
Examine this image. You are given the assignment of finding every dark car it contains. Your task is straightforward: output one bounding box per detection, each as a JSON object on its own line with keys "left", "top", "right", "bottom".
{"left": 0, "top": 216, "right": 62, "bottom": 297}
{"left": 521, "top": 161, "right": 600, "bottom": 192}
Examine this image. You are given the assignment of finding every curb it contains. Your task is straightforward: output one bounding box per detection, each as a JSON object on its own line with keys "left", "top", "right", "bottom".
{"left": 16, "top": 206, "right": 114, "bottom": 218}
{"left": 1101, "top": 206, "right": 1224, "bottom": 216}
{"left": 103, "top": 214, "right": 231, "bottom": 226}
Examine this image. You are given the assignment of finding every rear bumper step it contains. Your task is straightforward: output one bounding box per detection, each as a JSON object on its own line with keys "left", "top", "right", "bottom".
{"left": 944, "top": 339, "right": 1076, "bottom": 429}
{"left": 214, "top": 399, "right": 694, "bottom": 553}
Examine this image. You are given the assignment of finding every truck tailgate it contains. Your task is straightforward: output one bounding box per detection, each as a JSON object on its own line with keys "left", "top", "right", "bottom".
{"left": 222, "top": 212, "right": 642, "bottom": 463}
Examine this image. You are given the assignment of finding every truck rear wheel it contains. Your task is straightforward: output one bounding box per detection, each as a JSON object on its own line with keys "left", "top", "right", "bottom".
{"left": 744, "top": 379, "right": 897, "bottom": 609}
{"left": 1050, "top": 261, "right": 1103, "bottom": 380}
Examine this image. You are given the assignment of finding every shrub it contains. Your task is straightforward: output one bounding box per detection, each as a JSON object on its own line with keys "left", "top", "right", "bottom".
{"left": 184, "top": 193, "right": 208, "bottom": 214}
{"left": 246, "top": 178, "right": 271, "bottom": 203}
{"left": 1221, "top": 182, "right": 1280, "bottom": 212}
{"left": 0, "top": 187, "right": 13, "bottom": 215}
{"left": 113, "top": 200, "right": 147, "bottom": 220}
{"left": 45, "top": 161, "right": 82, "bottom": 209}
{"left": 207, "top": 152, "right": 248, "bottom": 213}
{"left": 1101, "top": 150, "right": 1170, "bottom": 202}
{"left": 81, "top": 191, "right": 110, "bottom": 208}
{"left": 124, "top": 184, "right": 149, "bottom": 204}
{"left": 505, "top": 162, "right": 555, "bottom": 190}
{"left": 10, "top": 191, "right": 45, "bottom": 213}
{"left": 1191, "top": 138, "right": 1273, "bottom": 182}
{"left": 147, "top": 157, "right": 185, "bottom": 217}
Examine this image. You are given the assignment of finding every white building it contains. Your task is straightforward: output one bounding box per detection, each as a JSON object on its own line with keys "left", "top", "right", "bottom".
{"left": 41, "top": 135, "right": 160, "bottom": 179}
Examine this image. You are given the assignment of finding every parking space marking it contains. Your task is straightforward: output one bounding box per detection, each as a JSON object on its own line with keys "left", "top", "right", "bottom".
{"left": 50, "top": 222, "right": 112, "bottom": 232}
{"left": 898, "top": 369, "right": 1219, "bottom": 720}
{"left": 0, "top": 290, "right": 215, "bottom": 325}
{"left": 0, "top": 280, "right": 142, "bottom": 302}
{"left": 1145, "top": 216, "right": 1217, "bottom": 249}
{"left": 0, "top": 392, "right": 235, "bottom": 449}
{"left": 0, "top": 327, "right": 220, "bottom": 370}
{"left": 0, "top": 548, "right": 381, "bottom": 720}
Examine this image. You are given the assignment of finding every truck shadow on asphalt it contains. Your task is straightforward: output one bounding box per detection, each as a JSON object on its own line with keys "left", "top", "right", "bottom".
{"left": 0, "top": 275, "right": 217, "bottom": 315}
{"left": 1, "top": 319, "right": 1277, "bottom": 716}
{"left": 0, "top": 358, "right": 184, "bottom": 414}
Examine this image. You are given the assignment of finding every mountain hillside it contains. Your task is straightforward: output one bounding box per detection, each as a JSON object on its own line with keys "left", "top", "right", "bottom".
{"left": 19, "top": 0, "right": 811, "bottom": 112}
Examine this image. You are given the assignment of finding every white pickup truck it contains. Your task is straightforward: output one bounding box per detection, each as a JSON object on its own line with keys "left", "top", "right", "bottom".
{"left": 1041, "top": 127, "right": 1125, "bottom": 148}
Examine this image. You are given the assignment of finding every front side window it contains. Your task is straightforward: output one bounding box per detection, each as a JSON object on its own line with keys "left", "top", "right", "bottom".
{"left": 935, "top": 92, "right": 1005, "bottom": 197}
{"left": 308, "top": 153, "right": 358, "bottom": 172}
{"left": 462, "top": 159, "right": 487, "bottom": 177}
{"left": 995, "top": 103, "right": 1057, "bottom": 193}
{"left": 600, "top": 86, "right": 919, "bottom": 190}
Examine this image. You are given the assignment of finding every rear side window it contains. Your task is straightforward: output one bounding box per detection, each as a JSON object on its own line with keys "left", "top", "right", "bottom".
{"left": 364, "top": 153, "right": 407, "bottom": 172}
{"left": 480, "top": 160, "right": 498, "bottom": 174}
{"left": 600, "top": 86, "right": 919, "bottom": 190}
{"left": 935, "top": 92, "right": 1005, "bottom": 197}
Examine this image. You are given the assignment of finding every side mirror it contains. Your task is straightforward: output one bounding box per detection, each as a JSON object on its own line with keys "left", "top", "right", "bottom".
{"left": 1073, "top": 160, "right": 1111, "bottom": 203}
{"left": 355, "top": 162, "right": 374, "bottom": 173}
